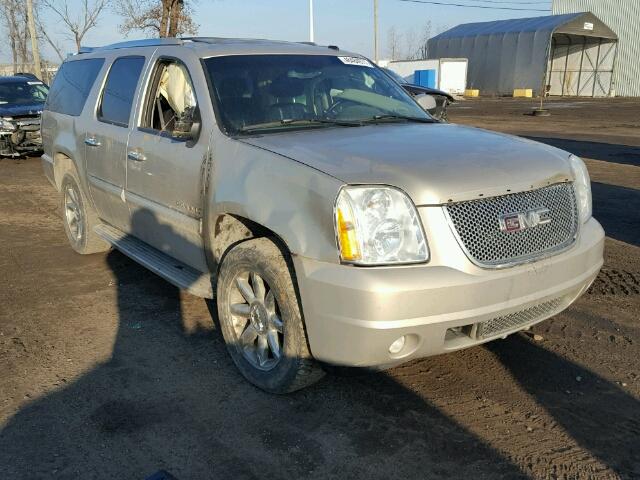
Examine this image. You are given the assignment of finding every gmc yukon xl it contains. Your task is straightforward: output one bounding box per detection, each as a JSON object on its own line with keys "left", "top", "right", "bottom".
{"left": 41, "top": 38, "right": 604, "bottom": 393}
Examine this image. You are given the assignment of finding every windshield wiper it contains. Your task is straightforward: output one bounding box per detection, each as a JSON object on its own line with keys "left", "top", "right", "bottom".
{"left": 362, "top": 114, "right": 435, "bottom": 124}
{"left": 238, "top": 118, "right": 362, "bottom": 134}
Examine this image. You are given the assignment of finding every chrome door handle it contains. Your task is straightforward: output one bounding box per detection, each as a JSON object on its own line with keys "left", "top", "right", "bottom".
{"left": 84, "top": 136, "right": 101, "bottom": 147}
{"left": 127, "top": 150, "right": 146, "bottom": 162}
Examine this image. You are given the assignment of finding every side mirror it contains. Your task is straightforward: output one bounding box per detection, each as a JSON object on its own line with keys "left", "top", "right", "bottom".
{"left": 173, "top": 106, "right": 201, "bottom": 141}
{"left": 415, "top": 94, "right": 437, "bottom": 112}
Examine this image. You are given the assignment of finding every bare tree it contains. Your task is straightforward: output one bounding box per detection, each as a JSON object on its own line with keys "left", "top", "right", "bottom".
{"left": 0, "top": 0, "right": 31, "bottom": 71}
{"left": 416, "top": 20, "right": 432, "bottom": 60}
{"left": 404, "top": 28, "right": 419, "bottom": 60}
{"left": 36, "top": 17, "right": 66, "bottom": 61}
{"left": 386, "top": 26, "right": 403, "bottom": 61}
{"left": 41, "top": 0, "right": 110, "bottom": 52}
{"left": 114, "top": 0, "right": 197, "bottom": 38}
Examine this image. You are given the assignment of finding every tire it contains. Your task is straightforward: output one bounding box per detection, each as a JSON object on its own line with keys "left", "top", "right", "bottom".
{"left": 60, "top": 172, "right": 110, "bottom": 255}
{"left": 216, "top": 237, "right": 324, "bottom": 393}
{"left": 439, "top": 107, "right": 449, "bottom": 123}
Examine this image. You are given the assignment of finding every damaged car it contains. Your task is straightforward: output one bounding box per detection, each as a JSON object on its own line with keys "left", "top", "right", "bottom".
{"left": 383, "top": 67, "right": 454, "bottom": 122}
{"left": 0, "top": 75, "right": 48, "bottom": 157}
{"left": 42, "top": 39, "right": 603, "bottom": 393}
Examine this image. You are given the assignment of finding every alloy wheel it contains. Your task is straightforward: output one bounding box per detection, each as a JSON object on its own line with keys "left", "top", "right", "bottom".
{"left": 64, "top": 184, "right": 84, "bottom": 243}
{"left": 229, "top": 271, "right": 284, "bottom": 370}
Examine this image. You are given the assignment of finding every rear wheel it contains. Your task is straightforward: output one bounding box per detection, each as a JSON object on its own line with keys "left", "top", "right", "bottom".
{"left": 216, "top": 238, "right": 324, "bottom": 393}
{"left": 60, "top": 173, "right": 110, "bottom": 254}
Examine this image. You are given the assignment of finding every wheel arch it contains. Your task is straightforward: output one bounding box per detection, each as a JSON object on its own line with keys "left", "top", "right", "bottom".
{"left": 210, "top": 213, "right": 295, "bottom": 274}
{"left": 52, "top": 151, "right": 79, "bottom": 190}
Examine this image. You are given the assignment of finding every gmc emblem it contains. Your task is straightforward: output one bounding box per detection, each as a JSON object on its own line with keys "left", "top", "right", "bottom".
{"left": 499, "top": 207, "right": 551, "bottom": 233}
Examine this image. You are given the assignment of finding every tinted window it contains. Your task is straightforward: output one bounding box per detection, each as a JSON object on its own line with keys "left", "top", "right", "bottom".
{"left": 99, "top": 56, "right": 145, "bottom": 127}
{"left": 46, "top": 58, "right": 104, "bottom": 116}
{"left": 203, "top": 55, "right": 428, "bottom": 135}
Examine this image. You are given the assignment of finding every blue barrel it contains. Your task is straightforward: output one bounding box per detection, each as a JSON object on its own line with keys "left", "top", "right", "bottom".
{"left": 413, "top": 69, "right": 436, "bottom": 88}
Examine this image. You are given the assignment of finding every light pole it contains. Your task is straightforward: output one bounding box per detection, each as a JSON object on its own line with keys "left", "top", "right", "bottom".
{"left": 309, "top": 0, "right": 315, "bottom": 43}
{"left": 26, "top": 0, "right": 42, "bottom": 80}
{"left": 374, "top": 0, "right": 379, "bottom": 63}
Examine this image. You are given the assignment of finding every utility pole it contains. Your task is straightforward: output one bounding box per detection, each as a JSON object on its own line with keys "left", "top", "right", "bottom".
{"left": 373, "top": 0, "right": 379, "bottom": 63}
{"left": 309, "top": 0, "right": 315, "bottom": 43}
{"left": 26, "top": 0, "right": 43, "bottom": 80}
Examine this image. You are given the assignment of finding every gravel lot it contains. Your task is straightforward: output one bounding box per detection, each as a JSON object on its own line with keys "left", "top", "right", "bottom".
{"left": 1, "top": 97, "right": 638, "bottom": 479}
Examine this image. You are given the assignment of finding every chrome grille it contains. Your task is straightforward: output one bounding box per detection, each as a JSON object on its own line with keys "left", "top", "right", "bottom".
{"left": 445, "top": 183, "right": 578, "bottom": 267}
{"left": 472, "top": 296, "right": 567, "bottom": 340}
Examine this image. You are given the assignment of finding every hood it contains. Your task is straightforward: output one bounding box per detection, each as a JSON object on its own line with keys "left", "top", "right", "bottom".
{"left": 240, "top": 123, "right": 573, "bottom": 205}
{"left": 403, "top": 84, "right": 454, "bottom": 101}
{"left": 0, "top": 101, "right": 44, "bottom": 118}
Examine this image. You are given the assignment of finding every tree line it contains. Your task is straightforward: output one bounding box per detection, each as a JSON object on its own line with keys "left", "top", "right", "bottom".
{"left": 0, "top": 0, "right": 197, "bottom": 71}
{"left": 386, "top": 21, "right": 449, "bottom": 61}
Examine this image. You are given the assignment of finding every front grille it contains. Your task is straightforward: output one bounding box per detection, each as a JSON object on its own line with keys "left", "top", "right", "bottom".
{"left": 445, "top": 183, "right": 578, "bottom": 267}
{"left": 471, "top": 296, "right": 567, "bottom": 339}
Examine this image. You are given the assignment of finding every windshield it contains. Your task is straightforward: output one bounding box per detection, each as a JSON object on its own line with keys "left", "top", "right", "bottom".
{"left": 203, "top": 54, "right": 430, "bottom": 134}
{"left": 0, "top": 81, "right": 48, "bottom": 105}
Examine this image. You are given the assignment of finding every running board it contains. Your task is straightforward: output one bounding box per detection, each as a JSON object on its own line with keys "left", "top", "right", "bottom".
{"left": 94, "top": 224, "right": 213, "bottom": 299}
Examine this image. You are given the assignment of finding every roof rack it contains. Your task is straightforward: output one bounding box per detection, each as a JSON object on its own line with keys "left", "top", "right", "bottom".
{"left": 77, "top": 36, "right": 340, "bottom": 54}
{"left": 78, "top": 38, "right": 183, "bottom": 54}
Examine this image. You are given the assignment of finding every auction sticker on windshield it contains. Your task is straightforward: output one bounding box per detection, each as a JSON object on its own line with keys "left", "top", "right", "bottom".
{"left": 338, "top": 56, "right": 373, "bottom": 68}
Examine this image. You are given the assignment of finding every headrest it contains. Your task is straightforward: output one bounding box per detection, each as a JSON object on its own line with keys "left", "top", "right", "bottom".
{"left": 218, "top": 77, "right": 250, "bottom": 98}
{"left": 268, "top": 76, "right": 305, "bottom": 97}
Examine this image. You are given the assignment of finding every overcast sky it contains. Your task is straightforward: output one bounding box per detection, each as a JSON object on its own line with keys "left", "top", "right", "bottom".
{"left": 4, "top": 0, "right": 553, "bottom": 63}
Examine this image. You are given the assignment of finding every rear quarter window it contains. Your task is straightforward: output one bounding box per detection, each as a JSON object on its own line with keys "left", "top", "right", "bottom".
{"left": 46, "top": 58, "right": 104, "bottom": 116}
{"left": 98, "top": 56, "right": 146, "bottom": 127}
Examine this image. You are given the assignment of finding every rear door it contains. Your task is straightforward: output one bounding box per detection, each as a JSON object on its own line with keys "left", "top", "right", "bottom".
{"left": 125, "top": 51, "right": 211, "bottom": 272}
{"left": 85, "top": 55, "right": 147, "bottom": 231}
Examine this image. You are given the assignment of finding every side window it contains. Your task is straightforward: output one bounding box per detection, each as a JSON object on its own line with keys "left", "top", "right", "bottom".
{"left": 45, "top": 58, "right": 104, "bottom": 116}
{"left": 98, "top": 56, "right": 146, "bottom": 127}
{"left": 141, "top": 60, "right": 197, "bottom": 138}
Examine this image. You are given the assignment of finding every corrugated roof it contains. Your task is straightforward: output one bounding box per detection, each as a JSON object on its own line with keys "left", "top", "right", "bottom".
{"left": 432, "top": 13, "right": 583, "bottom": 40}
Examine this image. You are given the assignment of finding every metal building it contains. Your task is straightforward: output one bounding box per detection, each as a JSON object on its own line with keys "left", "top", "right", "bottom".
{"left": 427, "top": 12, "right": 618, "bottom": 97}
{"left": 553, "top": 0, "right": 640, "bottom": 97}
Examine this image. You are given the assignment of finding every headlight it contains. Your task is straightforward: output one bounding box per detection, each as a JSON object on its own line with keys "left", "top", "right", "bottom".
{"left": 0, "top": 119, "right": 16, "bottom": 132}
{"left": 335, "top": 185, "right": 428, "bottom": 265}
{"left": 568, "top": 154, "right": 592, "bottom": 223}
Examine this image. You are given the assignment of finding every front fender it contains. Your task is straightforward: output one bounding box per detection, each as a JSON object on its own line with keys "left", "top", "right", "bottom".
{"left": 207, "top": 132, "right": 344, "bottom": 264}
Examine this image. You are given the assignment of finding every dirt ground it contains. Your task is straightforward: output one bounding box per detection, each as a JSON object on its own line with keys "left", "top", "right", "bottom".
{"left": 1, "top": 97, "right": 638, "bottom": 479}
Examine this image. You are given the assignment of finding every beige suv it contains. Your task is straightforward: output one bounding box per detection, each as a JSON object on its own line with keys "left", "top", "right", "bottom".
{"left": 41, "top": 37, "right": 604, "bottom": 393}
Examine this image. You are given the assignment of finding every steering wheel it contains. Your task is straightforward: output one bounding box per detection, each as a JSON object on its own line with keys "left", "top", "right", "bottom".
{"left": 325, "top": 98, "right": 352, "bottom": 118}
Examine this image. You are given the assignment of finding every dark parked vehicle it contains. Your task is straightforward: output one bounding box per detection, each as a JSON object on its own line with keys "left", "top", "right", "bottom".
{"left": 383, "top": 68, "right": 454, "bottom": 122}
{"left": 0, "top": 75, "right": 48, "bottom": 156}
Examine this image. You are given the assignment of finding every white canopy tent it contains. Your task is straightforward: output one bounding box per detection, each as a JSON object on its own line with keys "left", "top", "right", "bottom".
{"left": 428, "top": 12, "right": 618, "bottom": 97}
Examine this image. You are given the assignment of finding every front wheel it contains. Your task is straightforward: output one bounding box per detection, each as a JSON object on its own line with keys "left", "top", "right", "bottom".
{"left": 216, "top": 238, "right": 324, "bottom": 393}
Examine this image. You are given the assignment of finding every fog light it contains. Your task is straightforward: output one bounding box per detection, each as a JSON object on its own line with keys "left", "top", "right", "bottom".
{"left": 388, "top": 336, "right": 406, "bottom": 354}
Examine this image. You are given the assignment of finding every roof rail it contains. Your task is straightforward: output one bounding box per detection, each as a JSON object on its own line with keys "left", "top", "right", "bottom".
{"left": 78, "top": 38, "right": 183, "bottom": 53}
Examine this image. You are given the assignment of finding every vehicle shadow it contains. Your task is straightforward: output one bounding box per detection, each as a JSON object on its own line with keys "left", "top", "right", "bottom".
{"left": 485, "top": 334, "right": 640, "bottom": 478}
{"left": 591, "top": 182, "right": 640, "bottom": 247}
{"left": 524, "top": 137, "right": 640, "bottom": 167}
{"left": 0, "top": 209, "right": 530, "bottom": 479}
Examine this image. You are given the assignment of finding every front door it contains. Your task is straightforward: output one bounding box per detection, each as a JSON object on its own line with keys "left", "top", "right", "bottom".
{"left": 86, "top": 55, "right": 146, "bottom": 231}
{"left": 126, "top": 54, "right": 210, "bottom": 272}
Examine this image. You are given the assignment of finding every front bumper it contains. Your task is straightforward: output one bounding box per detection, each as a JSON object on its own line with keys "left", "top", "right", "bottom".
{"left": 293, "top": 217, "right": 604, "bottom": 367}
{"left": 0, "top": 124, "right": 42, "bottom": 156}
